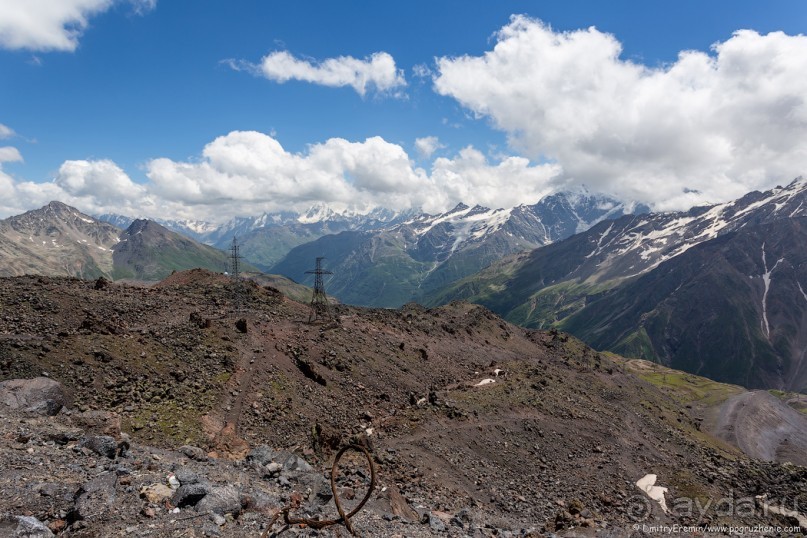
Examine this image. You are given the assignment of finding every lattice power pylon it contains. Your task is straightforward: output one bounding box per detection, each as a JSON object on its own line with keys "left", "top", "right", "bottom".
{"left": 230, "top": 236, "right": 244, "bottom": 312}
{"left": 305, "top": 257, "right": 333, "bottom": 323}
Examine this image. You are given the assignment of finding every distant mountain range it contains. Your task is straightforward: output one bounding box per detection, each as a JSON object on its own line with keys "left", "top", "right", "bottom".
{"left": 0, "top": 203, "right": 304, "bottom": 299}
{"left": 271, "top": 192, "right": 646, "bottom": 307}
{"left": 96, "top": 191, "right": 646, "bottom": 306}
{"left": 0, "top": 202, "right": 237, "bottom": 281}
{"left": 4, "top": 179, "right": 807, "bottom": 392}
{"left": 5, "top": 189, "right": 643, "bottom": 299}
{"left": 428, "top": 177, "right": 807, "bottom": 392}
{"left": 99, "top": 203, "right": 415, "bottom": 270}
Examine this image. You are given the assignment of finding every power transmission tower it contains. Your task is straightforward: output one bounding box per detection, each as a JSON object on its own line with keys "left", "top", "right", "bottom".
{"left": 305, "top": 257, "right": 333, "bottom": 323}
{"left": 230, "top": 236, "right": 244, "bottom": 312}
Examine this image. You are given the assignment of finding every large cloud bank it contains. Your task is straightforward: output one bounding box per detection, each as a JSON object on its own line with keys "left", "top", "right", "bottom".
{"left": 0, "top": 131, "right": 559, "bottom": 220}
{"left": 434, "top": 16, "right": 807, "bottom": 210}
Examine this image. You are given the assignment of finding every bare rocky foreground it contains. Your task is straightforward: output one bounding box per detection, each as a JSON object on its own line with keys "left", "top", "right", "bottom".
{"left": 0, "top": 271, "right": 805, "bottom": 537}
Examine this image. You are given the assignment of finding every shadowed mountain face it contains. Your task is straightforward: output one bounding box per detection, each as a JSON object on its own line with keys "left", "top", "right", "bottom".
{"left": 426, "top": 178, "right": 807, "bottom": 391}
{"left": 562, "top": 218, "right": 807, "bottom": 392}
{"left": 111, "top": 219, "right": 232, "bottom": 281}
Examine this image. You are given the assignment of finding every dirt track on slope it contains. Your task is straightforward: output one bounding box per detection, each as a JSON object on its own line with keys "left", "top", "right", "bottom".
{"left": 707, "top": 390, "right": 807, "bottom": 466}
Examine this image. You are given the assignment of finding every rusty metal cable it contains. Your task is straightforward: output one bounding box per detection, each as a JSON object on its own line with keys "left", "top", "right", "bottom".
{"left": 281, "top": 443, "right": 376, "bottom": 536}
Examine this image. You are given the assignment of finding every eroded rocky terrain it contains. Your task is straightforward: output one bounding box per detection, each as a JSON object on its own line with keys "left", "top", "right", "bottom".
{"left": 0, "top": 271, "right": 805, "bottom": 536}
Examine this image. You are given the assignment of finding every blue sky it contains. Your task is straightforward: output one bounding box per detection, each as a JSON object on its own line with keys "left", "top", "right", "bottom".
{"left": 1, "top": 1, "right": 807, "bottom": 220}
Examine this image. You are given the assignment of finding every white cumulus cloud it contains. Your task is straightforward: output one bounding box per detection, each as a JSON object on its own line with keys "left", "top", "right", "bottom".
{"left": 430, "top": 147, "right": 560, "bottom": 210}
{"left": 414, "top": 136, "right": 444, "bottom": 159}
{"left": 0, "top": 123, "right": 15, "bottom": 139}
{"left": 412, "top": 63, "right": 432, "bottom": 79}
{"left": 233, "top": 50, "right": 406, "bottom": 97}
{"left": 0, "top": 131, "right": 562, "bottom": 221}
{"left": 0, "top": 146, "right": 23, "bottom": 163}
{"left": 0, "top": 146, "right": 62, "bottom": 216}
{"left": 434, "top": 16, "right": 807, "bottom": 210}
{"left": 0, "top": 154, "right": 165, "bottom": 218}
{"left": 0, "top": 146, "right": 25, "bottom": 216}
{"left": 55, "top": 159, "right": 146, "bottom": 201}
{"left": 145, "top": 131, "right": 432, "bottom": 216}
{"left": 140, "top": 131, "right": 561, "bottom": 220}
{"left": 0, "top": 0, "right": 156, "bottom": 52}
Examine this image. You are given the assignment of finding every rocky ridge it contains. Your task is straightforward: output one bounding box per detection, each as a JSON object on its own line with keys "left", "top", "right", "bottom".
{"left": 0, "top": 202, "right": 121, "bottom": 279}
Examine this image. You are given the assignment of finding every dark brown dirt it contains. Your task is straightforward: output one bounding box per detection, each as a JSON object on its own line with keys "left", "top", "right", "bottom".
{"left": 0, "top": 271, "right": 805, "bottom": 536}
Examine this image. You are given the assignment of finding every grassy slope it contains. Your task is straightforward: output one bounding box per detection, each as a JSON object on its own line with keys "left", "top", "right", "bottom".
{"left": 238, "top": 227, "right": 326, "bottom": 271}
{"left": 618, "top": 357, "right": 746, "bottom": 408}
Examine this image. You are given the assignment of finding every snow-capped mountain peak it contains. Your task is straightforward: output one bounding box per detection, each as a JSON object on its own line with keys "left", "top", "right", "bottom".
{"left": 578, "top": 176, "right": 807, "bottom": 282}
{"left": 297, "top": 202, "right": 338, "bottom": 224}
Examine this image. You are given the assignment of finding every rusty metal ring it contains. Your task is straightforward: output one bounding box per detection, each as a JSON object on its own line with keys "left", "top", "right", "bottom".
{"left": 283, "top": 443, "right": 376, "bottom": 536}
